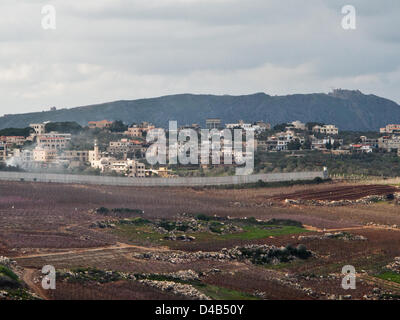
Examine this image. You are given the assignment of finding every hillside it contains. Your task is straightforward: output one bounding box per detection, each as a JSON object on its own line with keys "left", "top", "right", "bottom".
{"left": 1, "top": 89, "right": 399, "bottom": 131}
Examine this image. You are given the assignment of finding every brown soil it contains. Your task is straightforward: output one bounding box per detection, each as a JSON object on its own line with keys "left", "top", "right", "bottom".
{"left": 268, "top": 184, "right": 399, "bottom": 201}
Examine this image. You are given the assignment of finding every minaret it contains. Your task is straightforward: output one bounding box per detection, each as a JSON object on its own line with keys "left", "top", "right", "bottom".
{"left": 2, "top": 143, "right": 6, "bottom": 161}
{"left": 94, "top": 139, "right": 100, "bottom": 160}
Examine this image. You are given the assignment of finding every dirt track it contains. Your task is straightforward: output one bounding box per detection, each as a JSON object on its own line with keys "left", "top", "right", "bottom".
{"left": 360, "top": 274, "right": 400, "bottom": 293}
{"left": 13, "top": 242, "right": 168, "bottom": 260}
{"left": 269, "top": 185, "right": 399, "bottom": 201}
{"left": 21, "top": 269, "right": 48, "bottom": 300}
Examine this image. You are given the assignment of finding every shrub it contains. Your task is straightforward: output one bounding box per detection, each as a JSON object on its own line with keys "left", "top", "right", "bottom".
{"left": 112, "top": 208, "right": 144, "bottom": 215}
{"left": 159, "top": 220, "right": 177, "bottom": 232}
{"left": 196, "top": 214, "right": 212, "bottom": 221}
{"left": 0, "top": 265, "right": 19, "bottom": 282}
{"left": 313, "top": 177, "right": 324, "bottom": 184}
{"left": 176, "top": 223, "right": 190, "bottom": 232}
{"left": 209, "top": 222, "right": 224, "bottom": 234}
{"left": 96, "top": 207, "right": 109, "bottom": 214}
{"left": 296, "top": 244, "right": 312, "bottom": 259}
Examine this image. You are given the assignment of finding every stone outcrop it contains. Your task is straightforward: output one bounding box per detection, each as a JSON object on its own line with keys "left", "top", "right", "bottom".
{"left": 285, "top": 193, "right": 400, "bottom": 207}
{"left": 385, "top": 257, "right": 400, "bottom": 273}
{"left": 138, "top": 279, "right": 210, "bottom": 300}
{"left": 299, "top": 232, "right": 367, "bottom": 241}
{"left": 134, "top": 244, "right": 312, "bottom": 265}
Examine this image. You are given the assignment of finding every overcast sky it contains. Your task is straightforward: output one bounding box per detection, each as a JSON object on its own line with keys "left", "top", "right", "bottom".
{"left": 1, "top": 0, "right": 399, "bottom": 114}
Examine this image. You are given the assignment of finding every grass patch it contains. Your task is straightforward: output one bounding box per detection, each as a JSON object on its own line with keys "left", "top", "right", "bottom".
{"left": 195, "top": 284, "right": 260, "bottom": 300}
{"left": 110, "top": 215, "right": 307, "bottom": 246}
{"left": 376, "top": 271, "right": 400, "bottom": 284}
{"left": 219, "top": 225, "right": 307, "bottom": 240}
{"left": 0, "top": 265, "right": 19, "bottom": 282}
{"left": 113, "top": 223, "right": 307, "bottom": 245}
{"left": 112, "top": 224, "right": 164, "bottom": 244}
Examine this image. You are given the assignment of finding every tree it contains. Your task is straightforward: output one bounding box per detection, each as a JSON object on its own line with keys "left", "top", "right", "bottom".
{"left": 325, "top": 141, "right": 333, "bottom": 150}
{"left": 109, "top": 121, "right": 128, "bottom": 133}
{"left": 306, "top": 122, "right": 324, "bottom": 131}
{"left": 333, "top": 141, "right": 341, "bottom": 150}
{"left": 273, "top": 123, "right": 289, "bottom": 132}
{"left": 45, "top": 122, "right": 82, "bottom": 134}
{"left": 287, "top": 139, "right": 302, "bottom": 150}
{"left": 0, "top": 127, "right": 34, "bottom": 137}
{"left": 302, "top": 139, "right": 312, "bottom": 150}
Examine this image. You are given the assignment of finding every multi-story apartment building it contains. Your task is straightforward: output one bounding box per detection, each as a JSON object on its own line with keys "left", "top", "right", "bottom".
{"left": 13, "top": 149, "right": 32, "bottom": 162}
{"left": 255, "top": 121, "right": 271, "bottom": 131}
{"left": 287, "top": 121, "right": 306, "bottom": 131}
{"left": 33, "top": 148, "right": 58, "bottom": 162}
{"left": 0, "top": 142, "right": 7, "bottom": 161}
{"left": 125, "top": 126, "right": 142, "bottom": 137}
{"left": 108, "top": 139, "right": 138, "bottom": 152}
{"left": 225, "top": 120, "right": 252, "bottom": 130}
{"left": 91, "top": 157, "right": 146, "bottom": 178}
{"left": 225, "top": 120, "right": 269, "bottom": 133}
{"left": 29, "top": 123, "right": 47, "bottom": 135}
{"left": 61, "top": 150, "right": 90, "bottom": 167}
{"left": 0, "top": 136, "right": 26, "bottom": 146}
{"left": 312, "top": 125, "right": 339, "bottom": 135}
{"left": 379, "top": 136, "right": 400, "bottom": 152}
{"left": 37, "top": 132, "right": 71, "bottom": 150}
{"left": 312, "top": 137, "right": 342, "bottom": 150}
{"left": 127, "top": 160, "right": 146, "bottom": 178}
{"left": 380, "top": 124, "right": 400, "bottom": 134}
{"left": 88, "top": 120, "right": 113, "bottom": 130}
{"left": 360, "top": 136, "right": 379, "bottom": 148}
{"left": 124, "top": 122, "right": 155, "bottom": 137}
{"left": 206, "top": 118, "right": 222, "bottom": 130}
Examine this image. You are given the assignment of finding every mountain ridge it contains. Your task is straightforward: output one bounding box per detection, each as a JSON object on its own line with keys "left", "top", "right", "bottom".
{"left": 1, "top": 89, "right": 399, "bottom": 131}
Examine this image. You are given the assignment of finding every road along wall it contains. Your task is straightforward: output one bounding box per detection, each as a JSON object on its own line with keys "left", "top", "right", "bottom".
{"left": 0, "top": 170, "right": 328, "bottom": 187}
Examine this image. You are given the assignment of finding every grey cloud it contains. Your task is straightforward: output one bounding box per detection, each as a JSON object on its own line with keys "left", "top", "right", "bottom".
{"left": 0, "top": 0, "right": 399, "bottom": 115}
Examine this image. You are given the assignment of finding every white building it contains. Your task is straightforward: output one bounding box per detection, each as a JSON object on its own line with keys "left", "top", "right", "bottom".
{"left": 312, "top": 125, "right": 339, "bottom": 135}
{"left": 29, "top": 122, "right": 47, "bottom": 135}
{"left": 288, "top": 121, "right": 306, "bottom": 131}
{"left": 32, "top": 148, "right": 58, "bottom": 162}
{"left": 36, "top": 132, "right": 71, "bottom": 150}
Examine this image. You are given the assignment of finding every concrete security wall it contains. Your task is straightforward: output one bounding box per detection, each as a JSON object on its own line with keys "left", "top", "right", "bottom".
{"left": 0, "top": 170, "right": 327, "bottom": 187}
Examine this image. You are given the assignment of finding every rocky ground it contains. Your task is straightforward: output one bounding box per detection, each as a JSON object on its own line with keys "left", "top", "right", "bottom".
{"left": 3, "top": 180, "right": 400, "bottom": 300}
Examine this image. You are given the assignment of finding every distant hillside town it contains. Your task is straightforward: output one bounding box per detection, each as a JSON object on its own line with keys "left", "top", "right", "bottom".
{"left": 0, "top": 118, "right": 400, "bottom": 177}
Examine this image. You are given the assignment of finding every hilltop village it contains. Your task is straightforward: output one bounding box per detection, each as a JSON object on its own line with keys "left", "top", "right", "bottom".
{"left": 0, "top": 119, "right": 399, "bottom": 177}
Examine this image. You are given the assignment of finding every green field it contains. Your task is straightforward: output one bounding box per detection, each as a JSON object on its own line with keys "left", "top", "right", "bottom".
{"left": 196, "top": 284, "right": 260, "bottom": 300}
{"left": 112, "top": 221, "right": 308, "bottom": 246}
{"left": 376, "top": 271, "right": 400, "bottom": 284}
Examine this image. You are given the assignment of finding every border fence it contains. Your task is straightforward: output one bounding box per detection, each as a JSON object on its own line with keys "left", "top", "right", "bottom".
{"left": 0, "top": 170, "right": 328, "bottom": 187}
